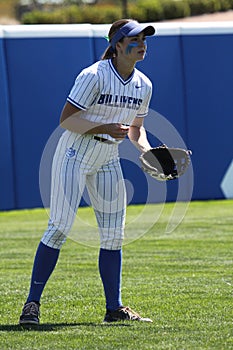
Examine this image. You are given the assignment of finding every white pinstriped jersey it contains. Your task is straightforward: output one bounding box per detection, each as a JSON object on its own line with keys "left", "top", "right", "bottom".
{"left": 67, "top": 59, "right": 152, "bottom": 141}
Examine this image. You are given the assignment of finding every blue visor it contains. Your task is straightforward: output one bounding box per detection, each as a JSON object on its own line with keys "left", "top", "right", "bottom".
{"left": 111, "top": 21, "right": 156, "bottom": 49}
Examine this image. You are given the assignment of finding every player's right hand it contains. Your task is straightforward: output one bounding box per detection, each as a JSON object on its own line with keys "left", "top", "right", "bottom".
{"left": 105, "top": 123, "right": 129, "bottom": 140}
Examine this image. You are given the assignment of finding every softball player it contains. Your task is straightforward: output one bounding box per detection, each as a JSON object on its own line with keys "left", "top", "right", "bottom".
{"left": 19, "top": 18, "right": 155, "bottom": 324}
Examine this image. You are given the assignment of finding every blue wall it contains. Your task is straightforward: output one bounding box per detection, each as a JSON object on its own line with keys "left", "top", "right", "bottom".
{"left": 0, "top": 24, "right": 233, "bottom": 210}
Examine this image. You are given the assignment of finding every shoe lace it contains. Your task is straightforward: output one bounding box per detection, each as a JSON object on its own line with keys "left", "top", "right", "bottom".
{"left": 23, "top": 302, "right": 39, "bottom": 316}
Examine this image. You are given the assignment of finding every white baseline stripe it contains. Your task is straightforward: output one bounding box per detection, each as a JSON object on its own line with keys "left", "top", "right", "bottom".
{"left": 0, "top": 22, "right": 233, "bottom": 38}
{"left": 0, "top": 24, "right": 93, "bottom": 38}
{"left": 181, "top": 21, "right": 233, "bottom": 34}
{"left": 155, "top": 21, "right": 233, "bottom": 35}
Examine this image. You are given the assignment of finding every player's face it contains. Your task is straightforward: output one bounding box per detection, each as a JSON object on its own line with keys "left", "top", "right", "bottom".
{"left": 117, "top": 33, "right": 147, "bottom": 62}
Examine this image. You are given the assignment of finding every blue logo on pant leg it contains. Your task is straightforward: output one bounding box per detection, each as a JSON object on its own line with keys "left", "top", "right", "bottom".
{"left": 65, "top": 147, "right": 76, "bottom": 158}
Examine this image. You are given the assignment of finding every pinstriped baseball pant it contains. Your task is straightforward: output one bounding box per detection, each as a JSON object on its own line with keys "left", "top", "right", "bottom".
{"left": 41, "top": 131, "right": 126, "bottom": 250}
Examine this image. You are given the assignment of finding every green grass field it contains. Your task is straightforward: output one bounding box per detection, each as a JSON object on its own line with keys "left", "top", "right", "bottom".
{"left": 0, "top": 200, "right": 232, "bottom": 350}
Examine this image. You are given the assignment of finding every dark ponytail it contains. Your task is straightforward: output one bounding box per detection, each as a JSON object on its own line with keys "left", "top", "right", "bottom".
{"left": 101, "top": 45, "right": 116, "bottom": 60}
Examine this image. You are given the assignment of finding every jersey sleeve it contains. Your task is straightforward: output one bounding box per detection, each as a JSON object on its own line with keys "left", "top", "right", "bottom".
{"left": 136, "top": 85, "right": 152, "bottom": 118}
{"left": 67, "top": 69, "right": 100, "bottom": 110}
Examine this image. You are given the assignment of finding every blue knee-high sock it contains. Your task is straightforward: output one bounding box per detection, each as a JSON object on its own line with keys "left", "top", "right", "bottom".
{"left": 26, "top": 241, "right": 60, "bottom": 303}
{"left": 98, "top": 248, "right": 122, "bottom": 311}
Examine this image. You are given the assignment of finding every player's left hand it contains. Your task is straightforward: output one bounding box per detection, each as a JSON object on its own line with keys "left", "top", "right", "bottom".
{"left": 139, "top": 145, "right": 192, "bottom": 181}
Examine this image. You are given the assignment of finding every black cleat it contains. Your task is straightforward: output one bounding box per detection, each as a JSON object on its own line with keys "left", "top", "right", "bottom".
{"left": 19, "top": 301, "right": 40, "bottom": 325}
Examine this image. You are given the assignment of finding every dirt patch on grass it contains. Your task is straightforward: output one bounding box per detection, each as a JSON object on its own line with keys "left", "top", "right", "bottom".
{"left": 164, "top": 10, "right": 233, "bottom": 22}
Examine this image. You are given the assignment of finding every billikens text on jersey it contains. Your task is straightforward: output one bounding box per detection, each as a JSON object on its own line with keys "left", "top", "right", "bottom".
{"left": 97, "top": 94, "right": 142, "bottom": 110}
